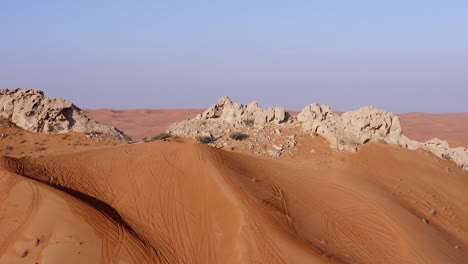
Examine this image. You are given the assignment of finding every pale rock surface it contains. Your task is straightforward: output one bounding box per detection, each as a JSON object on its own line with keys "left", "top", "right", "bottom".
{"left": 296, "top": 104, "right": 421, "bottom": 152}
{"left": 169, "top": 96, "right": 288, "bottom": 137}
{"left": 341, "top": 106, "right": 401, "bottom": 144}
{"left": 423, "top": 138, "right": 468, "bottom": 170}
{"left": 341, "top": 106, "right": 421, "bottom": 150}
{"left": 0, "top": 89, "right": 129, "bottom": 141}
{"left": 197, "top": 96, "right": 287, "bottom": 126}
{"left": 169, "top": 96, "right": 466, "bottom": 171}
{"left": 297, "top": 104, "right": 357, "bottom": 151}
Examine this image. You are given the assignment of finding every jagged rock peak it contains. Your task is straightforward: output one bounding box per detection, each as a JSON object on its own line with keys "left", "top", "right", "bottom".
{"left": 0, "top": 88, "right": 130, "bottom": 141}
{"left": 196, "top": 96, "right": 289, "bottom": 125}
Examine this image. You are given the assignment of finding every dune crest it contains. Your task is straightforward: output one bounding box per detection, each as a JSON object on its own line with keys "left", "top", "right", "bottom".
{"left": 1, "top": 141, "right": 467, "bottom": 263}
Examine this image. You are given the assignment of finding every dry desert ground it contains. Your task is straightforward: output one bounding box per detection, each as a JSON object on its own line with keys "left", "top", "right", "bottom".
{"left": 0, "top": 89, "right": 467, "bottom": 264}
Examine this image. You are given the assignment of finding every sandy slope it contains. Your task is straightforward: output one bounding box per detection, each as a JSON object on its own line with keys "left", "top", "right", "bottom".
{"left": 84, "top": 109, "right": 468, "bottom": 147}
{"left": 0, "top": 167, "right": 155, "bottom": 263}
{"left": 0, "top": 118, "right": 122, "bottom": 159}
{"left": 1, "top": 138, "right": 466, "bottom": 263}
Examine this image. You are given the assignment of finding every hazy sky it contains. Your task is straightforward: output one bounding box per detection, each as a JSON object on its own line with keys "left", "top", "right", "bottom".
{"left": 1, "top": 1, "right": 467, "bottom": 113}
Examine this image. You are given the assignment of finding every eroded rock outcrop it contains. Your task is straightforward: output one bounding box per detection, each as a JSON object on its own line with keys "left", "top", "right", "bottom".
{"left": 168, "top": 96, "right": 289, "bottom": 137}
{"left": 198, "top": 96, "right": 288, "bottom": 125}
{"left": 342, "top": 106, "right": 420, "bottom": 150}
{"left": 297, "top": 104, "right": 356, "bottom": 151}
{"left": 423, "top": 139, "right": 468, "bottom": 171}
{"left": 0, "top": 89, "right": 129, "bottom": 141}
{"left": 169, "top": 96, "right": 466, "bottom": 171}
{"left": 296, "top": 104, "right": 420, "bottom": 152}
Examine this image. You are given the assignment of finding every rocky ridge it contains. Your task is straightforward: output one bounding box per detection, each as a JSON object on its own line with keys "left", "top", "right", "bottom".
{"left": 197, "top": 96, "right": 289, "bottom": 126}
{"left": 0, "top": 89, "right": 130, "bottom": 142}
{"left": 168, "top": 96, "right": 468, "bottom": 171}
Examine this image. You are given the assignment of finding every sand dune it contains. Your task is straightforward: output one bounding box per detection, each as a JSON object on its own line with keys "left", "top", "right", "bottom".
{"left": 0, "top": 168, "right": 155, "bottom": 263}
{"left": 1, "top": 138, "right": 466, "bottom": 263}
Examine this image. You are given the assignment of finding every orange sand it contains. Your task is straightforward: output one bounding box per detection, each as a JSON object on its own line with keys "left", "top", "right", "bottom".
{"left": 83, "top": 109, "right": 203, "bottom": 141}
{"left": 399, "top": 112, "right": 468, "bottom": 148}
{"left": 1, "top": 137, "right": 466, "bottom": 263}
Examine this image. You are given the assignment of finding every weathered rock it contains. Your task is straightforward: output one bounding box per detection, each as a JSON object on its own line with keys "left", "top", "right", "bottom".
{"left": 199, "top": 132, "right": 213, "bottom": 139}
{"left": 268, "top": 150, "right": 281, "bottom": 157}
{"left": 423, "top": 138, "right": 468, "bottom": 170}
{"left": 195, "top": 96, "right": 288, "bottom": 126}
{"left": 296, "top": 104, "right": 422, "bottom": 152}
{"left": 167, "top": 95, "right": 468, "bottom": 170}
{"left": 286, "top": 139, "right": 296, "bottom": 148}
{"left": 0, "top": 89, "right": 129, "bottom": 141}
{"left": 273, "top": 144, "right": 284, "bottom": 151}
{"left": 297, "top": 104, "right": 357, "bottom": 151}
{"left": 342, "top": 106, "right": 401, "bottom": 144}
{"left": 169, "top": 96, "right": 288, "bottom": 136}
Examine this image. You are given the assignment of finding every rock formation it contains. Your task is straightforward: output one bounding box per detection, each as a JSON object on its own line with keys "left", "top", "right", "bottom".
{"left": 296, "top": 104, "right": 419, "bottom": 152}
{"left": 168, "top": 96, "right": 468, "bottom": 171}
{"left": 0, "top": 89, "right": 129, "bottom": 141}
{"left": 198, "top": 96, "right": 288, "bottom": 125}
{"left": 168, "top": 96, "right": 289, "bottom": 138}
{"left": 297, "top": 104, "right": 355, "bottom": 151}
{"left": 423, "top": 139, "right": 468, "bottom": 171}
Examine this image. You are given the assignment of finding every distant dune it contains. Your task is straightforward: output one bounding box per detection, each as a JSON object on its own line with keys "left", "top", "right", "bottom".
{"left": 399, "top": 112, "right": 468, "bottom": 148}
{"left": 85, "top": 109, "right": 468, "bottom": 147}
{"left": 83, "top": 109, "right": 203, "bottom": 141}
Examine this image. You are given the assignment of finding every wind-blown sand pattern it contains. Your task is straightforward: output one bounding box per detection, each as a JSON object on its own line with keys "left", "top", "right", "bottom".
{"left": 1, "top": 140, "right": 467, "bottom": 263}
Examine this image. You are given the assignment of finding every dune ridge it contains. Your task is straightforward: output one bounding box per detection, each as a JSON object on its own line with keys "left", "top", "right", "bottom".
{"left": 1, "top": 140, "right": 466, "bottom": 263}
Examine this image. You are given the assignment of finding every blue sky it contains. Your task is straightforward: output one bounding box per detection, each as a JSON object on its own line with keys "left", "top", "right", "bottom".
{"left": 1, "top": 1, "right": 467, "bottom": 112}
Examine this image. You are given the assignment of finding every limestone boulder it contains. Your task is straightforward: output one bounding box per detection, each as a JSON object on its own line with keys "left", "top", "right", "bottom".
{"left": 297, "top": 104, "right": 356, "bottom": 151}
{"left": 341, "top": 106, "right": 403, "bottom": 144}
{"left": 0, "top": 89, "right": 129, "bottom": 141}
